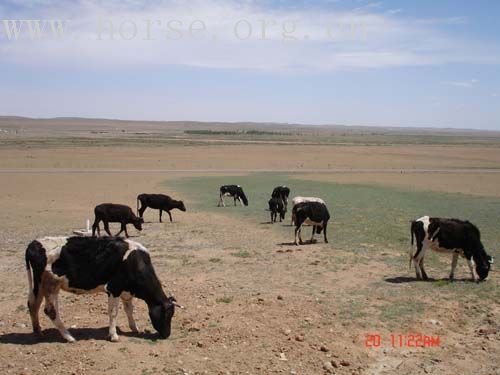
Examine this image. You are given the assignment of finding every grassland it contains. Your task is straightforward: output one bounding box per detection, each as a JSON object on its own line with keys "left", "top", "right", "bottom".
{"left": 167, "top": 173, "right": 500, "bottom": 256}
{"left": 0, "top": 117, "right": 499, "bottom": 375}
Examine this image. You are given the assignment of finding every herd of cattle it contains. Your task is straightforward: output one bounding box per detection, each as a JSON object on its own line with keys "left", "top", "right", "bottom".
{"left": 24, "top": 185, "right": 494, "bottom": 343}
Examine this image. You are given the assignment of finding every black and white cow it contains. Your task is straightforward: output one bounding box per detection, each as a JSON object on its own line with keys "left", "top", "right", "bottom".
{"left": 137, "top": 194, "right": 186, "bottom": 223}
{"left": 272, "top": 186, "right": 290, "bottom": 211}
{"left": 290, "top": 196, "right": 326, "bottom": 225}
{"left": 218, "top": 185, "right": 248, "bottom": 207}
{"left": 268, "top": 197, "right": 285, "bottom": 223}
{"left": 293, "top": 202, "right": 330, "bottom": 245}
{"left": 25, "top": 236, "right": 181, "bottom": 342}
{"left": 92, "top": 203, "right": 144, "bottom": 238}
{"left": 410, "top": 216, "right": 494, "bottom": 281}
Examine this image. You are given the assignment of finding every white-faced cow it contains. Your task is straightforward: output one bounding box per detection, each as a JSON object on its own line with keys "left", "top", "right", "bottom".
{"left": 290, "top": 196, "right": 326, "bottom": 225}
{"left": 268, "top": 197, "right": 285, "bottom": 223}
{"left": 218, "top": 185, "right": 248, "bottom": 207}
{"left": 293, "top": 202, "right": 330, "bottom": 245}
{"left": 272, "top": 186, "right": 290, "bottom": 211}
{"left": 137, "top": 194, "right": 186, "bottom": 223}
{"left": 410, "top": 216, "right": 494, "bottom": 281}
{"left": 92, "top": 203, "right": 143, "bottom": 238}
{"left": 25, "top": 236, "right": 182, "bottom": 342}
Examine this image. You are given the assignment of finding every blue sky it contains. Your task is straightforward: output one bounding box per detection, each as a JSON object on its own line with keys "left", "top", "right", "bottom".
{"left": 0, "top": 0, "right": 499, "bottom": 129}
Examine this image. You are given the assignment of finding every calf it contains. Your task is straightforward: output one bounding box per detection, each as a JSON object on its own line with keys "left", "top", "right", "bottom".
{"left": 293, "top": 202, "right": 330, "bottom": 245}
{"left": 218, "top": 185, "right": 248, "bottom": 207}
{"left": 410, "top": 216, "right": 494, "bottom": 281}
{"left": 268, "top": 197, "right": 285, "bottom": 223}
{"left": 290, "top": 196, "right": 326, "bottom": 225}
{"left": 25, "top": 236, "right": 181, "bottom": 342}
{"left": 137, "top": 194, "right": 186, "bottom": 223}
{"left": 92, "top": 203, "right": 143, "bottom": 238}
{"left": 272, "top": 186, "right": 290, "bottom": 211}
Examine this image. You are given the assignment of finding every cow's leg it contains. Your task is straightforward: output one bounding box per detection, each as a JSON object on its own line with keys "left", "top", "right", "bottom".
{"left": 27, "top": 287, "right": 43, "bottom": 335}
{"left": 294, "top": 223, "right": 303, "bottom": 245}
{"left": 310, "top": 226, "right": 315, "bottom": 243}
{"left": 167, "top": 210, "right": 173, "bottom": 222}
{"left": 103, "top": 221, "right": 112, "bottom": 237}
{"left": 466, "top": 257, "right": 477, "bottom": 282}
{"left": 159, "top": 210, "right": 163, "bottom": 223}
{"left": 123, "top": 224, "right": 130, "bottom": 238}
{"left": 138, "top": 205, "right": 147, "bottom": 219}
{"left": 323, "top": 222, "right": 328, "bottom": 243}
{"left": 270, "top": 211, "right": 274, "bottom": 223}
{"left": 234, "top": 196, "right": 237, "bottom": 206}
{"left": 44, "top": 292, "right": 75, "bottom": 343}
{"left": 449, "top": 253, "right": 459, "bottom": 281}
{"left": 218, "top": 193, "right": 225, "bottom": 207}
{"left": 108, "top": 295, "right": 120, "bottom": 342}
{"left": 121, "top": 293, "right": 139, "bottom": 333}
{"left": 412, "top": 240, "right": 425, "bottom": 280}
{"left": 115, "top": 223, "right": 124, "bottom": 237}
{"left": 92, "top": 219, "right": 100, "bottom": 237}
{"left": 419, "top": 258, "right": 429, "bottom": 281}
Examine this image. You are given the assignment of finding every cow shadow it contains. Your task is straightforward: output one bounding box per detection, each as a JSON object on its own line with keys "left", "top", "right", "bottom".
{"left": 384, "top": 276, "right": 473, "bottom": 284}
{"left": 0, "top": 327, "right": 158, "bottom": 345}
{"left": 277, "top": 241, "right": 316, "bottom": 246}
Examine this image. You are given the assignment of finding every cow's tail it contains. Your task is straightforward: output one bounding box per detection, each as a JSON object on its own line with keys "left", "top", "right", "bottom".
{"left": 25, "top": 241, "right": 46, "bottom": 302}
{"left": 26, "top": 254, "right": 34, "bottom": 299}
{"left": 136, "top": 196, "right": 140, "bottom": 216}
{"left": 409, "top": 221, "right": 416, "bottom": 270}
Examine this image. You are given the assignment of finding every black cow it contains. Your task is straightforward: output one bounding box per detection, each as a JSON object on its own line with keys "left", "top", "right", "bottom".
{"left": 92, "top": 203, "right": 144, "bottom": 238}
{"left": 218, "top": 185, "right": 248, "bottom": 207}
{"left": 293, "top": 202, "right": 330, "bottom": 245}
{"left": 268, "top": 197, "right": 285, "bottom": 223}
{"left": 272, "top": 186, "right": 290, "bottom": 211}
{"left": 410, "top": 216, "right": 494, "bottom": 281}
{"left": 137, "top": 194, "right": 186, "bottom": 223}
{"left": 25, "top": 236, "right": 181, "bottom": 342}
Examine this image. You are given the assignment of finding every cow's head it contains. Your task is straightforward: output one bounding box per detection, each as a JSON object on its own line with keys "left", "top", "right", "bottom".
{"left": 476, "top": 254, "right": 494, "bottom": 281}
{"left": 149, "top": 296, "right": 177, "bottom": 339}
{"left": 474, "top": 252, "right": 493, "bottom": 281}
{"left": 133, "top": 217, "right": 144, "bottom": 231}
{"left": 238, "top": 189, "right": 249, "bottom": 206}
{"left": 178, "top": 201, "right": 187, "bottom": 212}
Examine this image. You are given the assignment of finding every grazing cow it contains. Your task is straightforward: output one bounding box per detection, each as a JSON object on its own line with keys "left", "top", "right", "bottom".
{"left": 137, "top": 194, "right": 186, "bottom": 223}
{"left": 272, "top": 186, "right": 290, "bottom": 211}
{"left": 290, "top": 196, "right": 326, "bottom": 225}
{"left": 218, "top": 185, "right": 248, "bottom": 207}
{"left": 92, "top": 203, "right": 143, "bottom": 238}
{"left": 25, "top": 236, "right": 181, "bottom": 342}
{"left": 293, "top": 202, "right": 330, "bottom": 245}
{"left": 268, "top": 197, "right": 286, "bottom": 223}
{"left": 410, "top": 216, "right": 494, "bottom": 281}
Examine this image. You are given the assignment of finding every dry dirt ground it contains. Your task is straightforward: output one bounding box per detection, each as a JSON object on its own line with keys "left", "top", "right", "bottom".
{"left": 0, "top": 123, "right": 499, "bottom": 375}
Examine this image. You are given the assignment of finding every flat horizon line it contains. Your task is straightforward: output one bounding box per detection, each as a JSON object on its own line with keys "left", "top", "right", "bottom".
{"left": 1, "top": 115, "right": 499, "bottom": 133}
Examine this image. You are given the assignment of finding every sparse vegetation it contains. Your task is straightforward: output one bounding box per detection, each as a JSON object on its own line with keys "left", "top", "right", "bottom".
{"left": 231, "top": 250, "right": 251, "bottom": 258}
{"left": 216, "top": 296, "right": 233, "bottom": 303}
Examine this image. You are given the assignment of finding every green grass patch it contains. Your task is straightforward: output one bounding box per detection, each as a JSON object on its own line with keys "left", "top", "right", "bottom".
{"left": 216, "top": 296, "right": 233, "bottom": 303}
{"left": 166, "top": 173, "right": 500, "bottom": 260}
{"left": 231, "top": 250, "right": 251, "bottom": 258}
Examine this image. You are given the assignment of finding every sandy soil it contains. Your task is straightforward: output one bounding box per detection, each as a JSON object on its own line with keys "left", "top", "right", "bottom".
{"left": 0, "top": 120, "right": 498, "bottom": 375}
{"left": 0, "top": 172, "right": 498, "bottom": 375}
{"left": 294, "top": 173, "right": 500, "bottom": 197}
{"left": 1, "top": 144, "right": 500, "bottom": 170}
